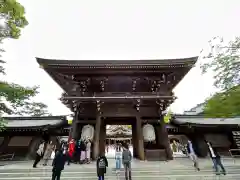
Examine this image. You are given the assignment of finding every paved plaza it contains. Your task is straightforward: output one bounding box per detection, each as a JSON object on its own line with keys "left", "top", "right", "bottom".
{"left": 0, "top": 158, "right": 240, "bottom": 179}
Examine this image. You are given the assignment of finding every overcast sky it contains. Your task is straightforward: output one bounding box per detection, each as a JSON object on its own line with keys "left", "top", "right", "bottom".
{"left": 2, "top": 0, "right": 240, "bottom": 115}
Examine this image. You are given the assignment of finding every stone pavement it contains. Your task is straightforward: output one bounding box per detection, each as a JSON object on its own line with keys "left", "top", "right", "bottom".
{"left": 0, "top": 158, "right": 240, "bottom": 179}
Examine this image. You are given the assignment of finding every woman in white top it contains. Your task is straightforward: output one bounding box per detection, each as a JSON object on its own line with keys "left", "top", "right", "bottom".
{"left": 33, "top": 141, "right": 45, "bottom": 168}
{"left": 86, "top": 139, "right": 91, "bottom": 163}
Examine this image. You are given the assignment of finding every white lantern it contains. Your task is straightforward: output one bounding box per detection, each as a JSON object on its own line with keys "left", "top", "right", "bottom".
{"left": 81, "top": 125, "right": 94, "bottom": 140}
{"left": 142, "top": 124, "right": 156, "bottom": 142}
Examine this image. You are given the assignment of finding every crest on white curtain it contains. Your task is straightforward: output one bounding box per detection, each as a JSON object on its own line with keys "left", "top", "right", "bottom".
{"left": 142, "top": 124, "right": 156, "bottom": 142}
{"left": 81, "top": 125, "right": 95, "bottom": 140}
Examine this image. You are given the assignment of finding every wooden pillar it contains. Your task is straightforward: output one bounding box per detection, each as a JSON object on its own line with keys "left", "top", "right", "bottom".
{"left": 99, "top": 122, "right": 106, "bottom": 155}
{"left": 155, "top": 125, "right": 163, "bottom": 148}
{"left": 157, "top": 121, "right": 173, "bottom": 160}
{"left": 71, "top": 111, "right": 79, "bottom": 140}
{"left": 68, "top": 128, "right": 72, "bottom": 142}
{"left": 93, "top": 115, "right": 101, "bottom": 160}
{"left": 131, "top": 122, "right": 137, "bottom": 158}
{"left": 136, "top": 116, "right": 145, "bottom": 160}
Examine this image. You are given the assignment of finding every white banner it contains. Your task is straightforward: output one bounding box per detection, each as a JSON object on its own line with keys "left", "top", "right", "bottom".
{"left": 142, "top": 124, "right": 156, "bottom": 142}
{"left": 81, "top": 125, "right": 95, "bottom": 140}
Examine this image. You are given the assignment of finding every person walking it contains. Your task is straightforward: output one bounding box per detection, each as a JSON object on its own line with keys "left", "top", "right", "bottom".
{"left": 52, "top": 149, "right": 66, "bottom": 180}
{"left": 115, "top": 144, "right": 122, "bottom": 176}
{"left": 186, "top": 140, "right": 200, "bottom": 171}
{"left": 96, "top": 153, "right": 108, "bottom": 180}
{"left": 43, "top": 141, "right": 54, "bottom": 166}
{"left": 33, "top": 141, "right": 45, "bottom": 168}
{"left": 122, "top": 144, "right": 132, "bottom": 180}
{"left": 206, "top": 141, "right": 226, "bottom": 175}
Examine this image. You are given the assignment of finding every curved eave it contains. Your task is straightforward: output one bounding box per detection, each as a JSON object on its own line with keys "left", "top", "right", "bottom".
{"left": 2, "top": 116, "right": 68, "bottom": 129}
{"left": 2, "top": 115, "right": 67, "bottom": 121}
{"left": 36, "top": 57, "right": 198, "bottom": 69}
{"left": 172, "top": 115, "right": 240, "bottom": 126}
{"left": 107, "top": 132, "right": 132, "bottom": 136}
{"left": 107, "top": 134, "right": 132, "bottom": 137}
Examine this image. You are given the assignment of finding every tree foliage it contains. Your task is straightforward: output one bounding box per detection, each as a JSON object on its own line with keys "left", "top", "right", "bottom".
{"left": 0, "top": 0, "right": 29, "bottom": 39}
{"left": 201, "top": 36, "right": 240, "bottom": 117}
{"left": 0, "top": 83, "right": 51, "bottom": 116}
{"left": 204, "top": 86, "right": 240, "bottom": 118}
{"left": 0, "top": 0, "right": 50, "bottom": 129}
{"left": 201, "top": 36, "right": 240, "bottom": 90}
{"left": 0, "top": 0, "right": 29, "bottom": 72}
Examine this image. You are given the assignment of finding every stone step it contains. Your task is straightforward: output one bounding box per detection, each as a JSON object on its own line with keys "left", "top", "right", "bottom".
{"left": 0, "top": 174, "right": 238, "bottom": 180}
{"left": 0, "top": 169, "right": 238, "bottom": 178}
{"left": 0, "top": 165, "right": 239, "bottom": 172}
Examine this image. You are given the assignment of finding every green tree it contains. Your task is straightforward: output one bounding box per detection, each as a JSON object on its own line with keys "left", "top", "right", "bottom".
{"left": 201, "top": 36, "right": 240, "bottom": 90}
{"left": 201, "top": 36, "right": 240, "bottom": 117}
{"left": 0, "top": 0, "right": 28, "bottom": 39}
{"left": 0, "top": 0, "right": 50, "bottom": 130}
{"left": 204, "top": 86, "right": 240, "bottom": 117}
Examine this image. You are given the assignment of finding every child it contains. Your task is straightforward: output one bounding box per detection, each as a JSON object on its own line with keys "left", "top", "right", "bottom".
{"left": 96, "top": 153, "right": 108, "bottom": 180}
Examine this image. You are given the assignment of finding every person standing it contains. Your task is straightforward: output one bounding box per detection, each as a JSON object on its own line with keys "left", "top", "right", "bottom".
{"left": 186, "top": 140, "right": 200, "bottom": 171}
{"left": 52, "top": 149, "right": 66, "bottom": 180}
{"left": 122, "top": 144, "right": 132, "bottom": 180}
{"left": 62, "top": 143, "right": 70, "bottom": 165}
{"left": 206, "top": 141, "right": 226, "bottom": 175}
{"left": 86, "top": 139, "right": 92, "bottom": 164}
{"left": 43, "top": 141, "right": 54, "bottom": 166}
{"left": 68, "top": 139, "right": 75, "bottom": 163}
{"left": 33, "top": 141, "right": 45, "bottom": 168}
{"left": 115, "top": 144, "right": 122, "bottom": 175}
{"left": 74, "top": 139, "right": 81, "bottom": 163}
{"left": 96, "top": 153, "right": 108, "bottom": 180}
{"left": 80, "top": 139, "right": 86, "bottom": 164}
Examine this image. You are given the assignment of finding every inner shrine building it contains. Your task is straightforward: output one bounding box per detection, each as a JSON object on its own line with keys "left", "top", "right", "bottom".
{"left": 37, "top": 57, "right": 198, "bottom": 160}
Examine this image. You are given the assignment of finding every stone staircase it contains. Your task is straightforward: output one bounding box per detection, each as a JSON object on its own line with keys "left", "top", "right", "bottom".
{"left": 0, "top": 158, "right": 240, "bottom": 179}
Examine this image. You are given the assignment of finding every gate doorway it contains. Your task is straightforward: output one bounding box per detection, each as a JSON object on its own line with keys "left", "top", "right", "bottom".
{"left": 98, "top": 117, "right": 141, "bottom": 159}
{"left": 105, "top": 124, "right": 133, "bottom": 158}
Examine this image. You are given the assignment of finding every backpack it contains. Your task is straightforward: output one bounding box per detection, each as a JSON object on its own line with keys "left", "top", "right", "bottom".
{"left": 122, "top": 150, "right": 131, "bottom": 163}
{"left": 98, "top": 158, "right": 106, "bottom": 168}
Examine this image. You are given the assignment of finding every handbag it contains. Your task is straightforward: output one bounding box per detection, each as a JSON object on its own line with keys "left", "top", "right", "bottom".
{"left": 51, "top": 151, "right": 55, "bottom": 159}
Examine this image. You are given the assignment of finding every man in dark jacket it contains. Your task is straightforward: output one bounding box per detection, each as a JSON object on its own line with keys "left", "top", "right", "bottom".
{"left": 122, "top": 144, "right": 132, "bottom": 180}
{"left": 52, "top": 149, "right": 66, "bottom": 180}
{"left": 206, "top": 141, "right": 226, "bottom": 175}
{"left": 74, "top": 139, "right": 81, "bottom": 163}
{"left": 96, "top": 153, "right": 108, "bottom": 180}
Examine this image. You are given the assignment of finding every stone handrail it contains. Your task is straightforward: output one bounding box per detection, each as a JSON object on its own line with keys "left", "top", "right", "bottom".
{"left": 229, "top": 149, "right": 240, "bottom": 158}
{"left": 0, "top": 153, "right": 15, "bottom": 161}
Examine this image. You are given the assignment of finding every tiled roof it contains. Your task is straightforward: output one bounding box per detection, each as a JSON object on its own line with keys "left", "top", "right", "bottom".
{"left": 173, "top": 115, "right": 240, "bottom": 125}
{"left": 2, "top": 116, "right": 66, "bottom": 128}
